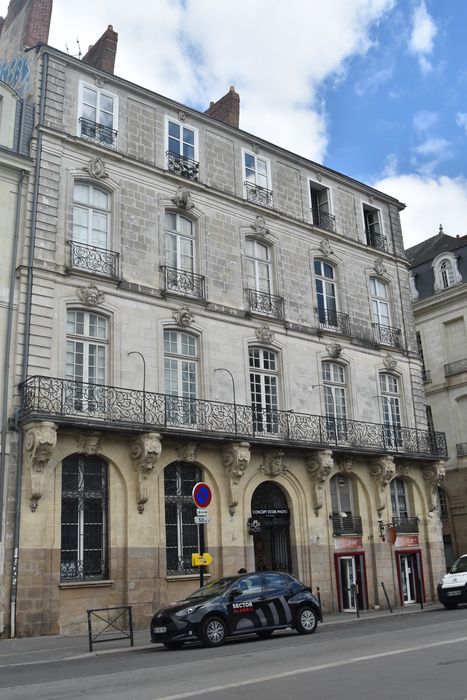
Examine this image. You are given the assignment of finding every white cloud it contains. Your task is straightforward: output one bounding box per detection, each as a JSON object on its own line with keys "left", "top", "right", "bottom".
{"left": 408, "top": 1, "right": 438, "bottom": 73}
{"left": 33, "top": 0, "right": 396, "bottom": 163}
{"left": 456, "top": 112, "right": 467, "bottom": 134}
{"left": 373, "top": 173, "right": 467, "bottom": 247}
{"left": 412, "top": 110, "right": 438, "bottom": 133}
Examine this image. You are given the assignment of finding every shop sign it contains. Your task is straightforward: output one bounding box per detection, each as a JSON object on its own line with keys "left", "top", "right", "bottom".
{"left": 334, "top": 536, "right": 363, "bottom": 551}
{"left": 395, "top": 535, "right": 419, "bottom": 548}
{"left": 251, "top": 509, "right": 289, "bottom": 517}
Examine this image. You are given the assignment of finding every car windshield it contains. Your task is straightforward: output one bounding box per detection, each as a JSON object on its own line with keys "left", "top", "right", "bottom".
{"left": 450, "top": 557, "right": 467, "bottom": 574}
{"left": 188, "top": 577, "right": 237, "bottom": 599}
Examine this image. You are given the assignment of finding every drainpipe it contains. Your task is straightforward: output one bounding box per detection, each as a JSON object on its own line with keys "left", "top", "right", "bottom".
{"left": 9, "top": 49, "right": 48, "bottom": 638}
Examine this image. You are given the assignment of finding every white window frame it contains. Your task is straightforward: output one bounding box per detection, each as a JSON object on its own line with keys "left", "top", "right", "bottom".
{"left": 432, "top": 252, "right": 462, "bottom": 291}
{"left": 322, "top": 361, "right": 347, "bottom": 441}
{"left": 390, "top": 478, "right": 409, "bottom": 519}
{"left": 314, "top": 259, "right": 338, "bottom": 328}
{"left": 309, "top": 179, "right": 334, "bottom": 229}
{"left": 249, "top": 347, "right": 279, "bottom": 434}
{"left": 65, "top": 309, "right": 108, "bottom": 412}
{"left": 363, "top": 204, "right": 384, "bottom": 247}
{"left": 165, "top": 116, "right": 199, "bottom": 164}
{"left": 370, "top": 277, "right": 391, "bottom": 327}
{"left": 379, "top": 372, "right": 402, "bottom": 448}
{"left": 165, "top": 212, "right": 195, "bottom": 273}
{"left": 246, "top": 238, "right": 273, "bottom": 294}
{"left": 77, "top": 81, "right": 119, "bottom": 144}
{"left": 72, "top": 182, "right": 111, "bottom": 249}
{"left": 164, "top": 330, "right": 198, "bottom": 425}
{"left": 242, "top": 149, "right": 272, "bottom": 206}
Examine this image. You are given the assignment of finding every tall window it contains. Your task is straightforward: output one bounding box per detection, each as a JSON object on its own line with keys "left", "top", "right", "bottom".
{"left": 433, "top": 252, "right": 462, "bottom": 291}
{"left": 322, "top": 361, "right": 347, "bottom": 441}
{"left": 249, "top": 347, "right": 279, "bottom": 434}
{"left": 246, "top": 239, "right": 272, "bottom": 294}
{"left": 390, "top": 478, "right": 408, "bottom": 518}
{"left": 243, "top": 151, "right": 272, "bottom": 207}
{"left": 363, "top": 206, "right": 385, "bottom": 249}
{"left": 73, "top": 183, "right": 110, "bottom": 249}
{"left": 165, "top": 213, "right": 194, "bottom": 273}
{"left": 440, "top": 259, "right": 454, "bottom": 289}
{"left": 166, "top": 119, "right": 198, "bottom": 180}
{"left": 164, "top": 330, "right": 198, "bottom": 424}
{"left": 370, "top": 278, "right": 390, "bottom": 326}
{"left": 379, "top": 373, "right": 402, "bottom": 447}
{"left": 315, "top": 260, "right": 337, "bottom": 327}
{"left": 66, "top": 310, "right": 107, "bottom": 411}
{"left": 79, "top": 82, "right": 117, "bottom": 148}
{"left": 61, "top": 454, "right": 108, "bottom": 581}
{"left": 310, "top": 183, "right": 335, "bottom": 232}
{"left": 165, "top": 462, "right": 201, "bottom": 575}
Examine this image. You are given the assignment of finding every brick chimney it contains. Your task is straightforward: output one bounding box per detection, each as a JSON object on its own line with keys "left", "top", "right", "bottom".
{"left": 205, "top": 86, "right": 240, "bottom": 129}
{"left": 82, "top": 25, "right": 118, "bottom": 75}
{"left": 0, "top": 0, "right": 52, "bottom": 50}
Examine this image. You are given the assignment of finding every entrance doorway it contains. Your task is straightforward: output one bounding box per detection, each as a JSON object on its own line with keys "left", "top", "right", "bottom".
{"left": 396, "top": 551, "right": 424, "bottom": 605}
{"left": 335, "top": 553, "right": 367, "bottom": 612}
{"left": 250, "top": 482, "right": 292, "bottom": 573}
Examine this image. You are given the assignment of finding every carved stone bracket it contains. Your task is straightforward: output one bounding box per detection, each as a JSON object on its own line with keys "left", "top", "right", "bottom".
{"left": 260, "top": 450, "right": 287, "bottom": 477}
{"left": 423, "top": 461, "right": 446, "bottom": 512}
{"left": 24, "top": 421, "right": 58, "bottom": 511}
{"left": 176, "top": 441, "right": 198, "bottom": 463}
{"left": 130, "top": 433, "right": 162, "bottom": 513}
{"left": 370, "top": 455, "right": 395, "bottom": 515}
{"left": 306, "top": 450, "right": 333, "bottom": 515}
{"left": 223, "top": 442, "right": 251, "bottom": 516}
{"left": 77, "top": 431, "right": 104, "bottom": 455}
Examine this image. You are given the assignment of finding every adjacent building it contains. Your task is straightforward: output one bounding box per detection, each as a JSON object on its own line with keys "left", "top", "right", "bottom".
{"left": 407, "top": 227, "right": 467, "bottom": 567}
{"left": 0, "top": 0, "right": 447, "bottom": 637}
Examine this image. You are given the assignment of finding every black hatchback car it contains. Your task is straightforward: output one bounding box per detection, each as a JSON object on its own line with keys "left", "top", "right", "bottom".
{"left": 150, "top": 571, "right": 320, "bottom": 649}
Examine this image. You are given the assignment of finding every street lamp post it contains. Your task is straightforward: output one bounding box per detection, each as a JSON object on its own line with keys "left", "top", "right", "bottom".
{"left": 128, "top": 351, "right": 147, "bottom": 424}
{"left": 214, "top": 368, "right": 237, "bottom": 435}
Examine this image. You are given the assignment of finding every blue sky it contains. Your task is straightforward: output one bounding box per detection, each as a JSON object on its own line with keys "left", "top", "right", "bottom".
{"left": 1, "top": 0, "right": 465, "bottom": 247}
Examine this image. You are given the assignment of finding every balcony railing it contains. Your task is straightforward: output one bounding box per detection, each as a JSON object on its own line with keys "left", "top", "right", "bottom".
{"left": 161, "top": 266, "right": 206, "bottom": 300}
{"left": 372, "top": 323, "right": 403, "bottom": 349}
{"left": 21, "top": 376, "right": 448, "bottom": 459}
{"left": 69, "top": 241, "right": 119, "bottom": 278}
{"left": 244, "top": 181, "right": 274, "bottom": 209}
{"left": 317, "top": 308, "right": 351, "bottom": 336}
{"left": 392, "top": 516, "right": 419, "bottom": 534}
{"left": 457, "top": 443, "right": 467, "bottom": 457}
{"left": 367, "top": 232, "right": 388, "bottom": 251}
{"left": 166, "top": 151, "right": 199, "bottom": 181}
{"left": 79, "top": 117, "right": 117, "bottom": 150}
{"left": 246, "top": 289, "right": 284, "bottom": 319}
{"left": 421, "top": 368, "right": 431, "bottom": 383}
{"left": 312, "top": 210, "right": 336, "bottom": 234}
{"left": 444, "top": 358, "right": 467, "bottom": 377}
{"left": 330, "top": 513, "right": 363, "bottom": 536}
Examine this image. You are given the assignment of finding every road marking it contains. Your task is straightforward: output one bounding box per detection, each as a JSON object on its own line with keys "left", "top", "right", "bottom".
{"left": 154, "top": 635, "right": 467, "bottom": 700}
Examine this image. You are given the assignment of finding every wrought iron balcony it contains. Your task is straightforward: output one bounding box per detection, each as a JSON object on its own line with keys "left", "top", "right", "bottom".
{"left": 330, "top": 513, "right": 363, "bottom": 536}
{"left": 166, "top": 151, "right": 199, "bottom": 181}
{"left": 161, "top": 266, "right": 206, "bottom": 300}
{"left": 367, "top": 231, "right": 388, "bottom": 251}
{"left": 69, "top": 241, "right": 119, "bottom": 278}
{"left": 392, "top": 516, "right": 419, "bottom": 534}
{"left": 372, "top": 323, "right": 403, "bottom": 349}
{"left": 457, "top": 443, "right": 467, "bottom": 457}
{"left": 444, "top": 358, "right": 467, "bottom": 377}
{"left": 79, "top": 117, "right": 118, "bottom": 150}
{"left": 246, "top": 289, "right": 284, "bottom": 319}
{"left": 312, "top": 210, "right": 336, "bottom": 234}
{"left": 317, "top": 308, "right": 351, "bottom": 336}
{"left": 21, "top": 376, "right": 448, "bottom": 459}
{"left": 421, "top": 368, "right": 431, "bottom": 383}
{"left": 244, "top": 181, "right": 274, "bottom": 209}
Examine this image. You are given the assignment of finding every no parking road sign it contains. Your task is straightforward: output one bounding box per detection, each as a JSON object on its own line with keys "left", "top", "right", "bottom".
{"left": 192, "top": 482, "right": 212, "bottom": 509}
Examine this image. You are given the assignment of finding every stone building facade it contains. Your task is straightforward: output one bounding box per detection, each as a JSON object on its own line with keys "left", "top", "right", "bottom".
{"left": 0, "top": 0, "right": 447, "bottom": 637}
{"left": 407, "top": 228, "right": 467, "bottom": 566}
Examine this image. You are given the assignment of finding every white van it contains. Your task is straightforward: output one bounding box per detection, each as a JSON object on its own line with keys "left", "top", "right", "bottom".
{"left": 437, "top": 555, "right": 467, "bottom": 609}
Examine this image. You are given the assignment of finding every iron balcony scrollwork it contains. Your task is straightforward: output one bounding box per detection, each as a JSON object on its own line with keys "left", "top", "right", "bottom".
{"left": 79, "top": 117, "right": 118, "bottom": 150}
{"left": 330, "top": 513, "right": 363, "bottom": 536}
{"left": 166, "top": 151, "right": 200, "bottom": 181}
{"left": 22, "top": 376, "right": 448, "bottom": 459}
{"left": 244, "top": 181, "right": 274, "bottom": 209}
{"left": 69, "top": 241, "right": 120, "bottom": 278}
{"left": 392, "top": 516, "right": 419, "bottom": 534}
{"left": 317, "top": 308, "right": 351, "bottom": 336}
{"left": 367, "top": 232, "right": 388, "bottom": 251}
{"left": 161, "top": 265, "right": 206, "bottom": 300}
{"left": 444, "top": 358, "right": 467, "bottom": 377}
{"left": 246, "top": 289, "right": 284, "bottom": 319}
{"left": 372, "top": 322, "right": 403, "bottom": 349}
{"left": 312, "top": 210, "right": 337, "bottom": 234}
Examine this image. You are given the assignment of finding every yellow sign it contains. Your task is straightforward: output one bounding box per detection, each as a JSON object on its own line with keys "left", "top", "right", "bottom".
{"left": 191, "top": 553, "right": 213, "bottom": 567}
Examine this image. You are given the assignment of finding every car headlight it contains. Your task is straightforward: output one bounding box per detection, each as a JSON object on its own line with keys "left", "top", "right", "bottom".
{"left": 175, "top": 605, "right": 200, "bottom": 617}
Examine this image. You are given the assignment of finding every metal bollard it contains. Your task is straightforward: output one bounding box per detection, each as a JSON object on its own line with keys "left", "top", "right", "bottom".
{"left": 381, "top": 581, "right": 393, "bottom": 613}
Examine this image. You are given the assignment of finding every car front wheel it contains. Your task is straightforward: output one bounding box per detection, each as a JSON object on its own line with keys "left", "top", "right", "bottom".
{"left": 200, "top": 616, "right": 227, "bottom": 647}
{"left": 295, "top": 605, "right": 318, "bottom": 634}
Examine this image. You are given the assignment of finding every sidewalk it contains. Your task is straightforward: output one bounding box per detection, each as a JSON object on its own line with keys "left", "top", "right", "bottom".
{"left": 0, "top": 602, "right": 442, "bottom": 668}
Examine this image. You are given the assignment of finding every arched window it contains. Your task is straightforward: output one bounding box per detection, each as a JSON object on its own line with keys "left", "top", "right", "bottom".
{"left": 433, "top": 252, "right": 462, "bottom": 291}
{"left": 314, "top": 260, "right": 337, "bottom": 328}
{"left": 249, "top": 347, "right": 279, "bottom": 434}
{"left": 379, "top": 373, "right": 402, "bottom": 448}
{"left": 61, "top": 454, "right": 108, "bottom": 581}
{"left": 73, "top": 183, "right": 110, "bottom": 249}
{"left": 440, "top": 260, "right": 454, "bottom": 288}
{"left": 164, "top": 330, "right": 198, "bottom": 425}
{"left": 322, "top": 361, "right": 347, "bottom": 441}
{"left": 165, "top": 461, "right": 201, "bottom": 575}
{"left": 66, "top": 310, "right": 108, "bottom": 411}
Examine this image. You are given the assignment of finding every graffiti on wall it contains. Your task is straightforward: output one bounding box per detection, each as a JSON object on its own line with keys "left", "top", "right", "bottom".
{"left": 0, "top": 56, "right": 30, "bottom": 95}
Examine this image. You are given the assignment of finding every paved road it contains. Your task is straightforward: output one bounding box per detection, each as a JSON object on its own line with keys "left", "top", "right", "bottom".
{"left": 2, "top": 607, "right": 467, "bottom": 700}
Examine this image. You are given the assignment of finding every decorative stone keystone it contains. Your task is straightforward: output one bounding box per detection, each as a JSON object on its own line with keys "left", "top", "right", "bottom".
{"left": 250, "top": 215, "right": 270, "bottom": 237}
{"left": 176, "top": 441, "right": 199, "bottom": 463}
{"left": 173, "top": 306, "right": 194, "bottom": 328}
{"left": 260, "top": 450, "right": 287, "bottom": 477}
{"left": 24, "top": 421, "right": 58, "bottom": 511}
{"left": 383, "top": 354, "right": 397, "bottom": 371}
{"left": 370, "top": 455, "right": 395, "bottom": 515}
{"left": 326, "top": 343, "right": 342, "bottom": 359}
{"left": 223, "top": 442, "right": 251, "bottom": 516}
{"left": 77, "top": 431, "right": 104, "bottom": 455}
{"left": 84, "top": 156, "right": 108, "bottom": 180}
{"left": 130, "top": 433, "right": 162, "bottom": 513}
{"left": 306, "top": 450, "right": 333, "bottom": 515}
{"left": 423, "top": 461, "right": 446, "bottom": 512}
{"left": 171, "top": 186, "right": 194, "bottom": 210}
{"left": 255, "top": 324, "right": 274, "bottom": 344}
{"left": 374, "top": 257, "right": 387, "bottom": 276}
{"left": 77, "top": 285, "right": 105, "bottom": 306}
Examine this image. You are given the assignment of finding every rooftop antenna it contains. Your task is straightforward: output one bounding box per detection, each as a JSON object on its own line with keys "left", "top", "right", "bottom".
{"left": 64, "top": 38, "right": 82, "bottom": 59}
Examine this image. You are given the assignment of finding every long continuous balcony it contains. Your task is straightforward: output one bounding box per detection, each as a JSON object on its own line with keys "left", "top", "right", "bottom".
{"left": 330, "top": 513, "right": 363, "bottom": 536}
{"left": 317, "top": 309, "right": 351, "bottom": 336}
{"left": 21, "top": 376, "right": 447, "bottom": 459}
{"left": 166, "top": 151, "right": 199, "bottom": 181}
{"left": 161, "top": 266, "right": 206, "bottom": 300}
{"left": 79, "top": 118, "right": 117, "bottom": 150}
{"left": 392, "top": 516, "right": 419, "bottom": 534}
{"left": 444, "top": 358, "right": 467, "bottom": 377}
{"left": 372, "top": 323, "right": 403, "bottom": 349}
{"left": 69, "top": 241, "right": 120, "bottom": 278}
{"left": 246, "top": 289, "right": 284, "bottom": 319}
{"left": 244, "top": 181, "right": 274, "bottom": 208}
{"left": 457, "top": 443, "right": 467, "bottom": 457}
